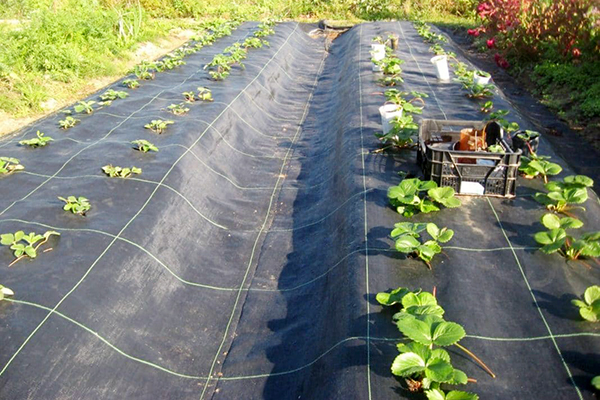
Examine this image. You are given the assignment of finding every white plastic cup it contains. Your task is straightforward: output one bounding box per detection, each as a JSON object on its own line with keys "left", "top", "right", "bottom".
{"left": 473, "top": 73, "right": 491, "bottom": 86}
{"left": 431, "top": 55, "right": 450, "bottom": 81}
{"left": 372, "top": 63, "right": 382, "bottom": 72}
{"left": 371, "top": 44, "right": 386, "bottom": 61}
{"left": 379, "top": 104, "right": 403, "bottom": 134}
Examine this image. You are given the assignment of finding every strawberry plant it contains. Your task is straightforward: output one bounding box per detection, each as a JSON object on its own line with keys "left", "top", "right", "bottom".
{"left": 375, "top": 114, "right": 419, "bottom": 150}
{"left": 388, "top": 178, "right": 461, "bottom": 217}
{"left": 0, "top": 157, "right": 24, "bottom": 175}
{"left": 102, "top": 165, "right": 142, "bottom": 178}
{"left": 519, "top": 153, "right": 562, "bottom": 183}
{"left": 58, "top": 116, "right": 80, "bottom": 129}
{"left": 593, "top": 376, "right": 600, "bottom": 390}
{"left": 377, "top": 286, "right": 494, "bottom": 397}
{"left": 122, "top": 79, "right": 140, "bottom": 89}
{"left": 132, "top": 139, "right": 158, "bottom": 153}
{"left": 1, "top": 230, "right": 60, "bottom": 266}
{"left": 534, "top": 213, "right": 599, "bottom": 260}
{"left": 19, "top": 131, "right": 53, "bottom": 147}
{"left": 168, "top": 103, "right": 190, "bottom": 115}
{"left": 145, "top": 119, "right": 174, "bottom": 134}
{"left": 384, "top": 90, "right": 428, "bottom": 114}
{"left": 534, "top": 175, "right": 594, "bottom": 214}
{"left": 480, "top": 100, "right": 494, "bottom": 113}
{"left": 392, "top": 222, "right": 455, "bottom": 268}
{"left": 58, "top": 196, "right": 91, "bottom": 216}
{"left": 0, "top": 285, "right": 14, "bottom": 300}
{"left": 243, "top": 37, "right": 268, "bottom": 49}
{"left": 487, "top": 144, "right": 504, "bottom": 153}
{"left": 197, "top": 87, "right": 213, "bottom": 102}
{"left": 484, "top": 110, "right": 520, "bottom": 134}
{"left": 74, "top": 100, "right": 96, "bottom": 114}
{"left": 209, "top": 70, "right": 230, "bottom": 81}
{"left": 100, "top": 89, "right": 128, "bottom": 101}
{"left": 462, "top": 82, "right": 494, "bottom": 99}
{"left": 571, "top": 285, "right": 600, "bottom": 322}
{"left": 133, "top": 62, "right": 155, "bottom": 80}
{"left": 183, "top": 91, "right": 196, "bottom": 103}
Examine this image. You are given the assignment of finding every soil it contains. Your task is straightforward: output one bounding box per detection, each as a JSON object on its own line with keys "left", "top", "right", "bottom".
{"left": 0, "top": 27, "right": 196, "bottom": 138}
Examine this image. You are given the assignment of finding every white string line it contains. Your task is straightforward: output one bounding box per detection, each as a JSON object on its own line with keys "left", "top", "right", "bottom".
{"left": 4, "top": 298, "right": 599, "bottom": 384}
{"left": 0, "top": 217, "right": 536, "bottom": 296}
{"left": 396, "top": 21, "right": 448, "bottom": 120}
{"left": 0, "top": 25, "right": 258, "bottom": 149}
{"left": 198, "top": 32, "right": 327, "bottom": 400}
{"left": 0, "top": 23, "right": 300, "bottom": 379}
{"left": 486, "top": 197, "right": 584, "bottom": 399}
{"left": 357, "top": 24, "right": 373, "bottom": 400}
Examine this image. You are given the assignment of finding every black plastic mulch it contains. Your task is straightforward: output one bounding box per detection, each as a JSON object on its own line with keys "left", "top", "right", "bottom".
{"left": 0, "top": 21, "right": 598, "bottom": 400}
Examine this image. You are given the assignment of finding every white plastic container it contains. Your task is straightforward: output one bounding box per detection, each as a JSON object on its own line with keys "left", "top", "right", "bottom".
{"left": 371, "top": 44, "right": 386, "bottom": 61}
{"left": 372, "top": 63, "right": 382, "bottom": 72}
{"left": 473, "top": 72, "right": 491, "bottom": 86}
{"left": 430, "top": 55, "right": 450, "bottom": 81}
{"left": 379, "top": 104, "right": 403, "bottom": 134}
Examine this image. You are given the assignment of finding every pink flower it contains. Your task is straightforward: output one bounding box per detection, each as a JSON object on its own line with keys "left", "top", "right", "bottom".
{"left": 572, "top": 48, "right": 581, "bottom": 58}
{"left": 494, "top": 53, "right": 510, "bottom": 69}
{"left": 486, "top": 38, "right": 496, "bottom": 49}
{"left": 468, "top": 28, "right": 478, "bottom": 36}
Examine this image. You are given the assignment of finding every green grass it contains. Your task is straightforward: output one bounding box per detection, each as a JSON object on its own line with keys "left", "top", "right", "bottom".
{"left": 0, "top": 0, "right": 476, "bottom": 120}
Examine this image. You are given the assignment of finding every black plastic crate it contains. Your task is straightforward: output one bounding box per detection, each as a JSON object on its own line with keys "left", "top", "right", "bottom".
{"left": 417, "top": 119, "right": 521, "bottom": 198}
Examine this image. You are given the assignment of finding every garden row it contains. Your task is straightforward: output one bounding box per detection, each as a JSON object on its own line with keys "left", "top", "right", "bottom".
{"left": 368, "top": 23, "right": 600, "bottom": 399}
{"left": 0, "top": 20, "right": 277, "bottom": 298}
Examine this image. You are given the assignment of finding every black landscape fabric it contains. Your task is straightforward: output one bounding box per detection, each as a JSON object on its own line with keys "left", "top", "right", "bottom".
{"left": 0, "top": 21, "right": 599, "bottom": 400}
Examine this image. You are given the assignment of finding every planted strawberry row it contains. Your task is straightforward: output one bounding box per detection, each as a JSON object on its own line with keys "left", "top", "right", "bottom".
{"left": 368, "top": 34, "right": 478, "bottom": 399}
{"left": 0, "top": 20, "right": 278, "bottom": 299}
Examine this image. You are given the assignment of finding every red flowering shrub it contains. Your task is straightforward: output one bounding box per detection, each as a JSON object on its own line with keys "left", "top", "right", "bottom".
{"left": 471, "top": 0, "right": 599, "bottom": 63}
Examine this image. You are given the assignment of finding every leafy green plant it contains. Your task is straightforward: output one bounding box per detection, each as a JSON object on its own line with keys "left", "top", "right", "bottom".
{"left": 519, "top": 153, "right": 562, "bottom": 183}
{"left": 209, "top": 70, "right": 230, "bottom": 80}
{"left": 392, "top": 222, "right": 455, "bottom": 268}
{"left": 0, "top": 285, "right": 14, "bottom": 301}
{"left": 131, "top": 139, "right": 158, "bottom": 153}
{"left": 58, "top": 196, "right": 91, "bottom": 216}
{"left": 133, "top": 63, "right": 155, "bottom": 80}
{"left": 387, "top": 178, "right": 461, "bottom": 217}
{"left": 197, "top": 87, "right": 213, "bottom": 102}
{"left": 463, "top": 82, "right": 494, "bottom": 99}
{"left": 374, "top": 114, "right": 418, "bottom": 150}
{"left": 102, "top": 165, "right": 142, "bottom": 178}
{"left": 592, "top": 376, "right": 600, "bottom": 390}
{"left": 0, "top": 157, "right": 24, "bottom": 175}
{"left": 377, "top": 286, "right": 494, "bottom": 397}
{"left": 1, "top": 230, "right": 60, "bottom": 266}
{"left": 183, "top": 91, "right": 196, "bottom": 102}
{"left": 384, "top": 90, "right": 428, "bottom": 114}
{"left": 484, "top": 110, "right": 520, "bottom": 134}
{"left": 534, "top": 175, "right": 594, "bottom": 214}
{"left": 372, "top": 36, "right": 385, "bottom": 44}
{"left": 243, "top": 37, "right": 268, "bottom": 48}
{"left": 168, "top": 103, "right": 190, "bottom": 115}
{"left": 19, "top": 131, "right": 53, "bottom": 147}
{"left": 487, "top": 144, "right": 504, "bottom": 153}
{"left": 122, "top": 79, "right": 139, "bottom": 89}
{"left": 74, "top": 100, "right": 96, "bottom": 114}
{"left": 58, "top": 116, "right": 80, "bottom": 129}
{"left": 534, "top": 213, "right": 599, "bottom": 260}
{"left": 100, "top": 89, "right": 128, "bottom": 101}
{"left": 144, "top": 119, "right": 174, "bottom": 134}
{"left": 480, "top": 100, "right": 494, "bottom": 113}
{"left": 571, "top": 285, "right": 600, "bottom": 322}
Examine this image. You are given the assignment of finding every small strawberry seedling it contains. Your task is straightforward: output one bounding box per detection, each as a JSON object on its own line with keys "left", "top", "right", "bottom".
{"left": 122, "top": 79, "right": 140, "bottom": 89}
{"left": 209, "top": 70, "right": 230, "bottom": 80}
{"left": 100, "top": 89, "right": 129, "bottom": 101}
{"left": 168, "top": 103, "right": 190, "bottom": 115}
{"left": 1, "top": 230, "right": 60, "bottom": 267}
{"left": 183, "top": 91, "right": 196, "bottom": 102}
{"left": 571, "top": 285, "right": 600, "bottom": 322}
{"left": 58, "top": 196, "right": 91, "bottom": 216}
{"left": 480, "top": 100, "right": 494, "bottom": 113}
{"left": 375, "top": 114, "right": 419, "bottom": 151}
{"left": 391, "top": 222, "right": 455, "bottom": 268}
{"left": 519, "top": 153, "right": 562, "bottom": 183}
{"left": 19, "top": 131, "right": 53, "bottom": 148}
{"left": 145, "top": 119, "right": 174, "bottom": 134}
{"left": 534, "top": 213, "right": 599, "bottom": 261}
{"left": 74, "top": 100, "right": 96, "bottom": 114}
{"left": 243, "top": 37, "right": 268, "bottom": 48}
{"left": 388, "top": 178, "right": 461, "bottom": 217}
{"left": 197, "top": 87, "right": 213, "bottom": 101}
{"left": 131, "top": 139, "right": 158, "bottom": 153}
{"left": 0, "top": 157, "right": 24, "bottom": 175}
{"left": 384, "top": 90, "right": 428, "bottom": 114}
{"left": 102, "top": 164, "right": 142, "bottom": 178}
{"left": 535, "top": 175, "right": 594, "bottom": 214}
{"left": 485, "top": 110, "right": 520, "bottom": 134}
{"left": 59, "top": 116, "right": 80, "bottom": 129}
